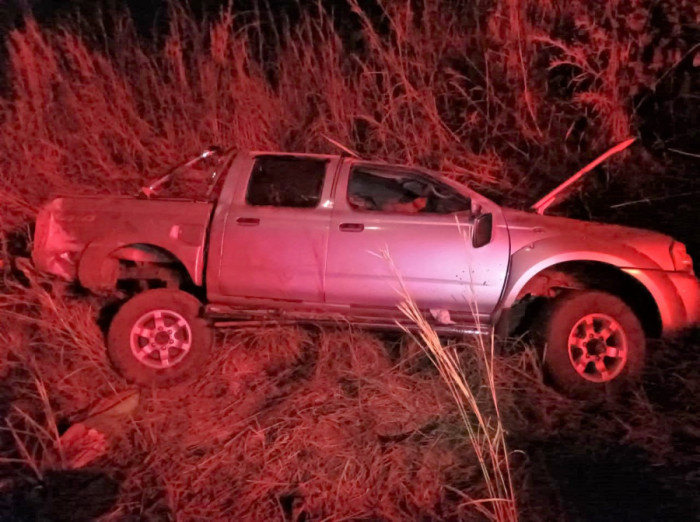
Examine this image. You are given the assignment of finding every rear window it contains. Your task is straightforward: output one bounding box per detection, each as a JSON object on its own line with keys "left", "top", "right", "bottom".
{"left": 246, "top": 156, "right": 327, "bottom": 208}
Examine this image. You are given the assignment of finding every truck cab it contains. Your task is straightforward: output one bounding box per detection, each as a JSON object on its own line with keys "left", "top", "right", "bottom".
{"left": 205, "top": 151, "right": 509, "bottom": 330}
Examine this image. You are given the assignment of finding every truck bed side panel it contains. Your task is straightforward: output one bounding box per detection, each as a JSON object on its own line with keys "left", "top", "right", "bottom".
{"left": 33, "top": 197, "right": 213, "bottom": 287}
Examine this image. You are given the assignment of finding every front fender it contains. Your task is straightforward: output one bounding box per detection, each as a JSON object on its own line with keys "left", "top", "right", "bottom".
{"left": 497, "top": 236, "right": 692, "bottom": 334}
{"left": 502, "top": 237, "right": 664, "bottom": 307}
{"left": 621, "top": 268, "right": 698, "bottom": 334}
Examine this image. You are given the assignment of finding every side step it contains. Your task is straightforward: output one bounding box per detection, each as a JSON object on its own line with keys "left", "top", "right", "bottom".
{"left": 204, "top": 305, "right": 490, "bottom": 336}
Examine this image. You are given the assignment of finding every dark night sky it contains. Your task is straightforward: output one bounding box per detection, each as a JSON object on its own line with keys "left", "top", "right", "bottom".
{"left": 0, "top": 0, "right": 355, "bottom": 35}
{"left": 0, "top": 0, "right": 367, "bottom": 65}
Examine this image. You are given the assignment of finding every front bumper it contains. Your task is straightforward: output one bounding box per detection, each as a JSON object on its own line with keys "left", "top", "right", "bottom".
{"left": 623, "top": 268, "right": 699, "bottom": 335}
{"left": 668, "top": 271, "right": 700, "bottom": 327}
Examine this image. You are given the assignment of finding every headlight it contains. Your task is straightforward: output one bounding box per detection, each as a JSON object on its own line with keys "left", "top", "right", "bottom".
{"left": 670, "top": 241, "right": 694, "bottom": 274}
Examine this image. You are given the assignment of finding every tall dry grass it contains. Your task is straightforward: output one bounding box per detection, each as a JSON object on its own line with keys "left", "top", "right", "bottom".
{"left": 398, "top": 303, "right": 517, "bottom": 521}
{"left": 384, "top": 225, "right": 516, "bottom": 521}
{"left": 3, "top": 280, "right": 690, "bottom": 519}
{"left": 1, "top": 0, "right": 695, "bottom": 238}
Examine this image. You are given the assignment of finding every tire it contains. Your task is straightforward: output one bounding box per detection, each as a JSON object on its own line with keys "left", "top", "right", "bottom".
{"left": 107, "top": 289, "right": 213, "bottom": 386}
{"left": 542, "top": 290, "right": 645, "bottom": 398}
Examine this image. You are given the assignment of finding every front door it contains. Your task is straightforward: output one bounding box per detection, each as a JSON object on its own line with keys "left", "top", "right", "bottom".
{"left": 216, "top": 154, "right": 337, "bottom": 302}
{"left": 324, "top": 162, "right": 510, "bottom": 319}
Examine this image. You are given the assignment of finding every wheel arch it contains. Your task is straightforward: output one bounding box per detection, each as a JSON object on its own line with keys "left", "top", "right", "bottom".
{"left": 501, "top": 258, "right": 663, "bottom": 338}
{"left": 78, "top": 241, "right": 198, "bottom": 292}
{"left": 112, "top": 244, "right": 182, "bottom": 264}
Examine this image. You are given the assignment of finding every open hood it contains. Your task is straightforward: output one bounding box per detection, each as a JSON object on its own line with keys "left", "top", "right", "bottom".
{"left": 531, "top": 138, "right": 636, "bottom": 215}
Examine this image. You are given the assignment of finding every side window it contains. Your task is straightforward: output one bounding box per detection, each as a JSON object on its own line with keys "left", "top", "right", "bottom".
{"left": 347, "top": 167, "right": 470, "bottom": 214}
{"left": 246, "top": 156, "right": 326, "bottom": 208}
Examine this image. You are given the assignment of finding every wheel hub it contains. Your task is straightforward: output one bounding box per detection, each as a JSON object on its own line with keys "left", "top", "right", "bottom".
{"left": 585, "top": 338, "right": 606, "bottom": 357}
{"left": 130, "top": 309, "right": 192, "bottom": 370}
{"left": 154, "top": 331, "right": 171, "bottom": 345}
{"left": 567, "top": 313, "right": 628, "bottom": 383}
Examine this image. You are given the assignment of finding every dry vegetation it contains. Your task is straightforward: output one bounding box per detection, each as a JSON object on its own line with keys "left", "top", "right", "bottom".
{"left": 1, "top": 0, "right": 699, "bottom": 520}
{"left": 1, "top": 0, "right": 696, "bottom": 232}
{"left": 3, "top": 266, "right": 699, "bottom": 520}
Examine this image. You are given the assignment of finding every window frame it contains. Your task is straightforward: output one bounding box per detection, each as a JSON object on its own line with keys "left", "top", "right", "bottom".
{"left": 245, "top": 155, "right": 329, "bottom": 209}
{"left": 345, "top": 164, "right": 471, "bottom": 216}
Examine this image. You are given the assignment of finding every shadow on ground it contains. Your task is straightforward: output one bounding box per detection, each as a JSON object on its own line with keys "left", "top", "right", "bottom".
{"left": 526, "top": 438, "right": 698, "bottom": 522}
{"left": 0, "top": 469, "right": 120, "bottom": 522}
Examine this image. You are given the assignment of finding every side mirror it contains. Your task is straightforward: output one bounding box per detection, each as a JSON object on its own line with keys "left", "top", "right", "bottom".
{"left": 472, "top": 213, "right": 493, "bottom": 248}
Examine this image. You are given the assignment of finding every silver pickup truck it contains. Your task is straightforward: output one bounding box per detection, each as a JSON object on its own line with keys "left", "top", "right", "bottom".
{"left": 32, "top": 149, "right": 699, "bottom": 395}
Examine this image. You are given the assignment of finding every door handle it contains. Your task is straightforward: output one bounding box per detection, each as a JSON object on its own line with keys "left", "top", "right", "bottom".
{"left": 339, "top": 222, "right": 364, "bottom": 232}
{"left": 236, "top": 217, "right": 260, "bottom": 226}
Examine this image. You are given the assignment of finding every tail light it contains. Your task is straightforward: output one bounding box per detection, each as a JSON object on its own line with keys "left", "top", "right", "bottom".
{"left": 31, "top": 203, "right": 80, "bottom": 280}
{"left": 670, "top": 241, "right": 694, "bottom": 274}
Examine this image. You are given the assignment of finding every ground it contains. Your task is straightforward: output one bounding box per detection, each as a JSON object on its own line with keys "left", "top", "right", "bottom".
{"left": 0, "top": 273, "right": 698, "bottom": 520}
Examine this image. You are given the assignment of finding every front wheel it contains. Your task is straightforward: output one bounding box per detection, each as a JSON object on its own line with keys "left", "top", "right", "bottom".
{"left": 543, "top": 291, "right": 646, "bottom": 397}
{"left": 107, "top": 289, "right": 213, "bottom": 386}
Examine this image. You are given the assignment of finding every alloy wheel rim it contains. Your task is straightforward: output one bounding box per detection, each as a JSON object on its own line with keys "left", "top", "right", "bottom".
{"left": 567, "top": 313, "right": 628, "bottom": 383}
{"left": 129, "top": 309, "right": 192, "bottom": 369}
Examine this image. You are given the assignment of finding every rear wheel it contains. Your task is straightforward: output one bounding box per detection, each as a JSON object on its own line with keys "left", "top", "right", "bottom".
{"left": 107, "top": 289, "right": 213, "bottom": 386}
{"left": 543, "top": 291, "right": 645, "bottom": 397}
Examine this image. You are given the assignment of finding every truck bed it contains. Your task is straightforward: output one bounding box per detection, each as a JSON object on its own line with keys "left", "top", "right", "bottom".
{"left": 32, "top": 196, "right": 213, "bottom": 286}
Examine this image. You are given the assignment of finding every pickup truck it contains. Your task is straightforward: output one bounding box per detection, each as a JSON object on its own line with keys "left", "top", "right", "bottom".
{"left": 31, "top": 148, "right": 700, "bottom": 395}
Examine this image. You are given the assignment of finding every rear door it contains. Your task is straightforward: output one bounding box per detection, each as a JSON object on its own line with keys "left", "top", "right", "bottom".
{"left": 213, "top": 154, "right": 338, "bottom": 302}
{"left": 324, "top": 162, "right": 510, "bottom": 318}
